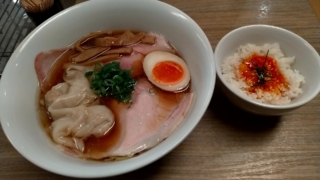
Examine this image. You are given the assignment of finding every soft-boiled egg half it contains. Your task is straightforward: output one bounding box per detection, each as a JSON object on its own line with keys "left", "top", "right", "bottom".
{"left": 143, "top": 51, "right": 191, "bottom": 92}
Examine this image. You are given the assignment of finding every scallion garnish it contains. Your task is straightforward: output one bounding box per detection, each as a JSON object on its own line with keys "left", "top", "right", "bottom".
{"left": 85, "top": 62, "right": 136, "bottom": 103}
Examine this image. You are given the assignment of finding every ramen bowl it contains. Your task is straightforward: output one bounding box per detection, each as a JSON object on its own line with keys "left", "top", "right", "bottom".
{"left": 215, "top": 25, "right": 320, "bottom": 116}
{"left": 0, "top": 0, "right": 215, "bottom": 178}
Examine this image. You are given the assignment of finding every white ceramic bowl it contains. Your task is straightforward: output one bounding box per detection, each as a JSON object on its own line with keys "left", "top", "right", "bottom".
{"left": 0, "top": 0, "right": 215, "bottom": 178}
{"left": 215, "top": 24, "right": 320, "bottom": 116}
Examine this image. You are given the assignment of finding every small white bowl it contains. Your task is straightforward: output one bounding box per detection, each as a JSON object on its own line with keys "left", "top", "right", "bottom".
{"left": 215, "top": 24, "right": 320, "bottom": 116}
{"left": 0, "top": 0, "right": 215, "bottom": 178}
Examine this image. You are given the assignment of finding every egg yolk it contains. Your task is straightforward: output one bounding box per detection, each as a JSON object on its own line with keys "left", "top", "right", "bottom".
{"left": 152, "top": 61, "right": 184, "bottom": 85}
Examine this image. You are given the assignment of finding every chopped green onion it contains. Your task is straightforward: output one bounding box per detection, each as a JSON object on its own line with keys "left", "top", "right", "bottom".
{"left": 85, "top": 62, "right": 136, "bottom": 103}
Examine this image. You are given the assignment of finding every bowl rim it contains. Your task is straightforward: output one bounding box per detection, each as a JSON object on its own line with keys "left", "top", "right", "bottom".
{"left": 0, "top": 0, "right": 215, "bottom": 178}
{"left": 215, "top": 24, "right": 320, "bottom": 110}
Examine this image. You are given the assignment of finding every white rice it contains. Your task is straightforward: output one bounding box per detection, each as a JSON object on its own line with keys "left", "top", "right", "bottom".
{"left": 221, "top": 43, "right": 305, "bottom": 105}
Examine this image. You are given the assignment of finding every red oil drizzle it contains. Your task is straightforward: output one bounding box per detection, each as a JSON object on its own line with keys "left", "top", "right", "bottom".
{"left": 238, "top": 53, "right": 288, "bottom": 95}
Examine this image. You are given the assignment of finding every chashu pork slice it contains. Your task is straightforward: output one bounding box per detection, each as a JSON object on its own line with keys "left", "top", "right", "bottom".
{"left": 83, "top": 78, "right": 193, "bottom": 159}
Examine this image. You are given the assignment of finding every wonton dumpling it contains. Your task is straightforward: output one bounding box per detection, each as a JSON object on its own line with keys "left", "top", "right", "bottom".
{"left": 45, "top": 65, "right": 115, "bottom": 152}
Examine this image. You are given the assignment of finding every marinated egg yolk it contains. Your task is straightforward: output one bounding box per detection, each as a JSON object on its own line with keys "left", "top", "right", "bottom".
{"left": 152, "top": 61, "right": 184, "bottom": 85}
{"left": 143, "top": 51, "right": 191, "bottom": 92}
